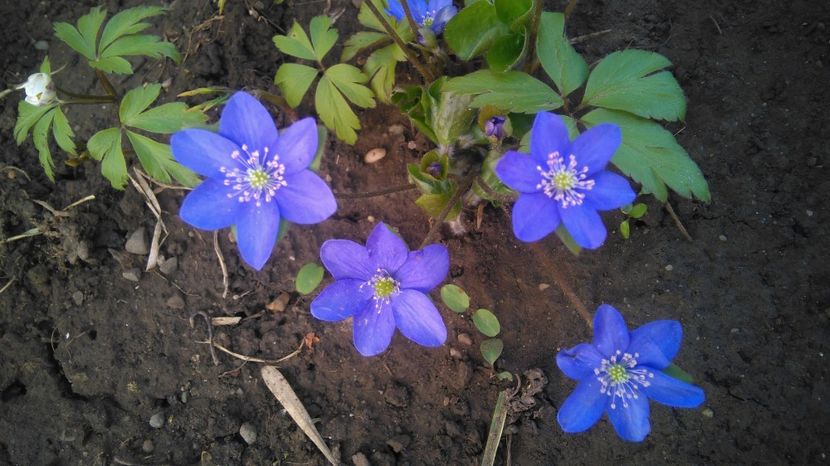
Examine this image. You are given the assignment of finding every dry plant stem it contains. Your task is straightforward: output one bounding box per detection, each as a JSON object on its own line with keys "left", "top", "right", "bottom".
{"left": 334, "top": 183, "right": 417, "bottom": 199}
{"left": 419, "top": 173, "right": 477, "bottom": 248}
{"left": 363, "top": 0, "right": 434, "bottom": 82}
{"left": 474, "top": 176, "right": 517, "bottom": 203}
{"left": 1, "top": 228, "right": 42, "bottom": 244}
{"left": 530, "top": 242, "right": 593, "bottom": 328}
{"left": 481, "top": 390, "right": 509, "bottom": 466}
{"left": 213, "top": 231, "right": 229, "bottom": 299}
{"left": 665, "top": 201, "right": 694, "bottom": 241}
{"left": 201, "top": 339, "right": 305, "bottom": 365}
{"left": 564, "top": 0, "right": 579, "bottom": 20}
{"left": 0, "top": 277, "right": 16, "bottom": 294}
{"left": 54, "top": 85, "right": 115, "bottom": 103}
{"left": 95, "top": 70, "right": 117, "bottom": 97}
{"left": 190, "top": 311, "right": 219, "bottom": 365}
{"left": 128, "top": 170, "right": 167, "bottom": 271}
{"left": 570, "top": 29, "right": 612, "bottom": 45}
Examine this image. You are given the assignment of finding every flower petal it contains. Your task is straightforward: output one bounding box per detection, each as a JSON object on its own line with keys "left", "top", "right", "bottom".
{"left": 320, "top": 239, "right": 374, "bottom": 280}
{"left": 557, "top": 378, "right": 607, "bottom": 434}
{"left": 276, "top": 170, "right": 337, "bottom": 224}
{"left": 395, "top": 244, "right": 449, "bottom": 292}
{"left": 219, "top": 92, "right": 278, "bottom": 153}
{"left": 311, "top": 279, "right": 372, "bottom": 322}
{"left": 431, "top": 5, "right": 457, "bottom": 33}
{"left": 495, "top": 151, "right": 542, "bottom": 193}
{"left": 571, "top": 123, "right": 621, "bottom": 175}
{"left": 179, "top": 179, "right": 242, "bottom": 230}
{"left": 607, "top": 392, "right": 650, "bottom": 442}
{"left": 557, "top": 343, "right": 604, "bottom": 381}
{"left": 275, "top": 117, "right": 317, "bottom": 174}
{"left": 644, "top": 370, "right": 705, "bottom": 408}
{"left": 386, "top": 0, "right": 404, "bottom": 20}
{"left": 511, "top": 193, "right": 561, "bottom": 242}
{"left": 530, "top": 112, "right": 571, "bottom": 165}
{"left": 235, "top": 199, "right": 281, "bottom": 270}
{"left": 353, "top": 301, "right": 395, "bottom": 356}
{"left": 629, "top": 339, "right": 670, "bottom": 369}
{"left": 630, "top": 320, "right": 682, "bottom": 361}
{"left": 586, "top": 171, "right": 636, "bottom": 211}
{"left": 171, "top": 129, "right": 241, "bottom": 178}
{"left": 366, "top": 223, "right": 409, "bottom": 273}
{"left": 392, "top": 290, "right": 447, "bottom": 347}
{"left": 558, "top": 202, "right": 607, "bottom": 249}
{"left": 592, "top": 304, "right": 630, "bottom": 357}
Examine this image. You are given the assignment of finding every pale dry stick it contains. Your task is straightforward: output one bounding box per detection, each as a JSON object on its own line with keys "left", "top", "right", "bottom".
{"left": 664, "top": 201, "right": 694, "bottom": 242}
{"left": 480, "top": 390, "right": 509, "bottom": 466}
{"left": 709, "top": 15, "right": 723, "bottom": 35}
{"left": 201, "top": 339, "right": 305, "bottom": 365}
{"left": 333, "top": 183, "right": 417, "bottom": 199}
{"left": 189, "top": 311, "right": 219, "bottom": 365}
{"left": 128, "top": 169, "right": 168, "bottom": 271}
{"left": 0, "top": 277, "right": 16, "bottom": 294}
{"left": 569, "top": 29, "right": 612, "bottom": 45}
{"left": 0, "top": 165, "right": 31, "bottom": 181}
{"left": 261, "top": 366, "right": 339, "bottom": 466}
{"left": 1, "top": 228, "right": 42, "bottom": 244}
{"left": 213, "top": 231, "right": 230, "bottom": 299}
{"left": 63, "top": 194, "right": 96, "bottom": 211}
{"left": 529, "top": 242, "right": 593, "bottom": 328}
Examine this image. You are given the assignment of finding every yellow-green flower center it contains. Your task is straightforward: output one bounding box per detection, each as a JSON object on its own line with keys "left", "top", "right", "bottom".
{"left": 607, "top": 363, "right": 630, "bottom": 384}
{"left": 248, "top": 169, "right": 270, "bottom": 188}
{"left": 553, "top": 171, "right": 576, "bottom": 191}
{"left": 373, "top": 277, "right": 398, "bottom": 298}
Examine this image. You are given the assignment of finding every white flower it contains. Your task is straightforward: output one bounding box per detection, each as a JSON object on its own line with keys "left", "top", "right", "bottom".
{"left": 17, "top": 73, "right": 56, "bottom": 106}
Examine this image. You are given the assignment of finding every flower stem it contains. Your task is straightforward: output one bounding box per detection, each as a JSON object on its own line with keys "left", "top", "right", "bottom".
{"left": 529, "top": 242, "right": 593, "bottom": 328}
{"left": 523, "top": 0, "right": 544, "bottom": 73}
{"left": 363, "top": 0, "right": 434, "bottom": 83}
{"left": 334, "top": 183, "right": 417, "bottom": 199}
{"left": 55, "top": 85, "right": 116, "bottom": 103}
{"left": 399, "top": 0, "right": 422, "bottom": 45}
{"left": 564, "top": 0, "right": 579, "bottom": 20}
{"left": 419, "top": 172, "right": 477, "bottom": 248}
{"left": 96, "top": 70, "right": 118, "bottom": 98}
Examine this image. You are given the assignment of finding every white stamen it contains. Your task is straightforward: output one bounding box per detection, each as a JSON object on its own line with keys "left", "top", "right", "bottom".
{"left": 221, "top": 145, "right": 287, "bottom": 206}
{"left": 595, "top": 351, "right": 653, "bottom": 410}
{"left": 536, "top": 151, "right": 595, "bottom": 208}
{"left": 360, "top": 268, "right": 400, "bottom": 310}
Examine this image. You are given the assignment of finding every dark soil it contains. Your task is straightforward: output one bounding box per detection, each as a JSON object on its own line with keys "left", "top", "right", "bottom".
{"left": 1, "top": 0, "right": 828, "bottom": 465}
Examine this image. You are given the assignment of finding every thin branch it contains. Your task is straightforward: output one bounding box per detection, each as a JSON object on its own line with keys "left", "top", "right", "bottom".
{"left": 474, "top": 176, "right": 517, "bottom": 203}
{"left": 522, "top": 0, "right": 544, "bottom": 73}
{"left": 190, "top": 311, "right": 219, "bottom": 365}
{"left": 213, "top": 231, "right": 229, "bottom": 299}
{"left": 334, "top": 183, "right": 417, "bottom": 199}
{"left": 399, "top": 0, "right": 422, "bottom": 46}
{"left": 664, "top": 201, "right": 693, "bottom": 242}
{"left": 564, "top": 0, "right": 579, "bottom": 20}
{"left": 569, "top": 29, "right": 612, "bottom": 45}
{"left": 200, "top": 339, "right": 305, "bottom": 365}
{"left": 363, "top": 0, "right": 434, "bottom": 83}
{"left": 419, "top": 173, "right": 476, "bottom": 248}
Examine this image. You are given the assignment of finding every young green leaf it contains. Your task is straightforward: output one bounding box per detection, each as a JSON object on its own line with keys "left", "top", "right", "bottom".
{"left": 620, "top": 219, "right": 630, "bottom": 239}
{"left": 444, "top": 0, "right": 509, "bottom": 60}
{"left": 440, "top": 284, "right": 470, "bottom": 313}
{"left": 90, "top": 56, "right": 133, "bottom": 74}
{"left": 125, "top": 130, "right": 177, "bottom": 183}
{"left": 325, "top": 64, "right": 376, "bottom": 109}
{"left": 480, "top": 338, "right": 504, "bottom": 366}
{"left": 120, "top": 84, "right": 162, "bottom": 123}
{"left": 341, "top": 31, "right": 388, "bottom": 62}
{"left": 663, "top": 364, "right": 694, "bottom": 384}
{"left": 494, "top": 0, "right": 533, "bottom": 30}
{"left": 473, "top": 308, "right": 500, "bottom": 337}
{"left": 14, "top": 102, "right": 55, "bottom": 145}
{"left": 309, "top": 124, "right": 328, "bottom": 172}
{"left": 485, "top": 31, "right": 526, "bottom": 72}
{"left": 125, "top": 103, "right": 208, "bottom": 134}
{"left": 98, "top": 34, "right": 179, "bottom": 63}
{"left": 315, "top": 76, "right": 361, "bottom": 144}
{"left": 54, "top": 20, "right": 94, "bottom": 60}
{"left": 555, "top": 225, "right": 582, "bottom": 255}
{"left": 296, "top": 262, "right": 325, "bottom": 295}
{"left": 39, "top": 56, "right": 51, "bottom": 74}
{"left": 88, "top": 128, "right": 127, "bottom": 189}
{"left": 52, "top": 107, "right": 77, "bottom": 156}
{"left": 537, "top": 12, "right": 588, "bottom": 97}
{"left": 415, "top": 192, "right": 462, "bottom": 219}
{"left": 33, "top": 109, "right": 57, "bottom": 180}
{"left": 582, "top": 108, "right": 710, "bottom": 202}
{"left": 629, "top": 203, "right": 648, "bottom": 219}
{"left": 275, "top": 63, "right": 319, "bottom": 108}
{"left": 98, "top": 6, "right": 166, "bottom": 52}
{"left": 273, "top": 21, "right": 317, "bottom": 61}
{"left": 309, "top": 15, "right": 338, "bottom": 62}
{"left": 364, "top": 43, "right": 406, "bottom": 102}
{"left": 582, "top": 50, "right": 686, "bottom": 121}
{"left": 78, "top": 6, "right": 107, "bottom": 52}
{"left": 444, "top": 70, "right": 562, "bottom": 114}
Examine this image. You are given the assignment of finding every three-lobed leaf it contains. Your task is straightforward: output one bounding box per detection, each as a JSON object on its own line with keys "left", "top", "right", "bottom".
{"left": 99, "top": 6, "right": 166, "bottom": 52}
{"left": 364, "top": 43, "right": 406, "bottom": 102}
{"left": 537, "top": 12, "right": 588, "bottom": 97}
{"left": 315, "top": 76, "right": 361, "bottom": 144}
{"left": 120, "top": 85, "right": 207, "bottom": 134}
{"left": 309, "top": 15, "right": 338, "bottom": 62}
{"left": 125, "top": 130, "right": 199, "bottom": 186}
{"left": 444, "top": 70, "right": 562, "bottom": 114}
{"left": 341, "top": 31, "right": 387, "bottom": 62}
{"left": 88, "top": 128, "right": 127, "bottom": 189}
{"left": 275, "top": 63, "right": 319, "bottom": 108}
{"left": 273, "top": 21, "right": 317, "bottom": 61}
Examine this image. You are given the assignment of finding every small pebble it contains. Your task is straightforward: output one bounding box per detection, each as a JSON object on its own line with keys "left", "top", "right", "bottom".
{"left": 730, "top": 328, "right": 740, "bottom": 334}
{"left": 718, "top": 235, "right": 727, "bottom": 242}
{"left": 388, "top": 124, "right": 405, "bottom": 136}
{"left": 158, "top": 257, "right": 178, "bottom": 275}
{"left": 71, "top": 291, "right": 84, "bottom": 306}
{"left": 702, "top": 407, "right": 714, "bottom": 418}
{"left": 538, "top": 283, "right": 550, "bottom": 291}
{"left": 364, "top": 147, "right": 387, "bottom": 164}
{"left": 149, "top": 413, "right": 164, "bottom": 428}
{"left": 457, "top": 333, "right": 472, "bottom": 346}
{"left": 367, "top": 215, "right": 375, "bottom": 223}
{"left": 325, "top": 174, "right": 332, "bottom": 182}
{"left": 352, "top": 452, "right": 371, "bottom": 466}
{"left": 266, "top": 293, "right": 290, "bottom": 313}
{"left": 407, "top": 141, "right": 417, "bottom": 150}
{"left": 449, "top": 347, "right": 463, "bottom": 359}
{"left": 141, "top": 439, "right": 154, "bottom": 453}
{"left": 125, "top": 228, "right": 149, "bottom": 255}
{"left": 806, "top": 210, "right": 814, "bottom": 217}
{"left": 664, "top": 264, "right": 673, "bottom": 271}
{"left": 180, "top": 391, "right": 189, "bottom": 404}
{"left": 122, "top": 269, "right": 141, "bottom": 282}
{"left": 165, "top": 294, "right": 185, "bottom": 310}
{"left": 239, "top": 422, "right": 257, "bottom": 445}
{"left": 34, "top": 40, "right": 49, "bottom": 51}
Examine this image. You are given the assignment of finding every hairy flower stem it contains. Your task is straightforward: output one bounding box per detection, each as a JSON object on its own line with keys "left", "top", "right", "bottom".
{"left": 399, "top": 1, "right": 422, "bottom": 45}
{"left": 96, "top": 70, "right": 117, "bottom": 98}
{"left": 334, "top": 183, "right": 418, "bottom": 199}
{"left": 55, "top": 85, "right": 116, "bottom": 104}
{"left": 523, "top": 0, "right": 545, "bottom": 74}
{"left": 419, "top": 172, "right": 477, "bottom": 249}
{"left": 530, "top": 242, "right": 593, "bottom": 328}
{"left": 364, "top": 0, "right": 434, "bottom": 83}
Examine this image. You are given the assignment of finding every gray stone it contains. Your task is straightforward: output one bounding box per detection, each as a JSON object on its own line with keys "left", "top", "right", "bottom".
{"left": 125, "top": 227, "right": 149, "bottom": 255}
{"left": 159, "top": 256, "right": 178, "bottom": 275}
{"left": 165, "top": 294, "right": 185, "bottom": 310}
{"left": 457, "top": 333, "right": 472, "bottom": 346}
{"left": 71, "top": 291, "right": 84, "bottom": 306}
{"left": 34, "top": 40, "right": 49, "bottom": 51}
{"left": 141, "top": 439, "right": 154, "bottom": 453}
{"left": 122, "top": 269, "right": 141, "bottom": 282}
{"left": 149, "top": 413, "right": 164, "bottom": 428}
{"left": 351, "top": 452, "right": 371, "bottom": 466}
{"left": 239, "top": 422, "right": 257, "bottom": 445}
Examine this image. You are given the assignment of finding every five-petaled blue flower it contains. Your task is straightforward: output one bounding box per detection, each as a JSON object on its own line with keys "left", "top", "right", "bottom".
{"left": 556, "top": 304, "right": 705, "bottom": 442}
{"left": 495, "top": 112, "right": 635, "bottom": 249}
{"left": 311, "top": 222, "right": 449, "bottom": 356}
{"left": 387, "top": 0, "right": 457, "bottom": 34}
{"left": 171, "top": 91, "right": 336, "bottom": 270}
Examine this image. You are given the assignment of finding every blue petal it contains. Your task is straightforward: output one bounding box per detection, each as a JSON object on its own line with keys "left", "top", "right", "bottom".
{"left": 431, "top": 5, "right": 457, "bottom": 33}
{"left": 427, "top": 0, "right": 452, "bottom": 11}
{"left": 366, "top": 223, "right": 409, "bottom": 273}
{"left": 607, "top": 391, "right": 650, "bottom": 442}
{"left": 219, "top": 92, "right": 278, "bottom": 154}
{"left": 557, "top": 378, "right": 607, "bottom": 433}
{"left": 392, "top": 289, "right": 447, "bottom": 347}
{"left": 311, "top": 279, "right": 372, "bottom": 322}
{"left": 511, "top": 193, "right": 560, "bottom": 242}
{"left": 530, "top": 112, "right": 571, "bottom": 166}
{"left": 571, "top": 124, "right": 621, "bottom": 175}
{"left": 235, "top": 199, "right": 280, "bottom": 270}
{"left": 275, "top": 170, "right": 337, "bottom": 224}
{"left": 386, "top": 0, "right": 404, "bottom": 20}
{"left": 592, "top": 304, "right": 630, "bottom": 357}
{"left": 556, "top": 343, "right": 604, "bottom": 381}
{"left": 395, "top": 244, "right": 449, "bottom": 292}
{"left": 630, "top": 320, "right": 682, "bottom": 361}
{"left": 409, "top": 0, "right": 428, "bottom": 21}
{"left": 629, "top": 339, "right": 670, "bottom": 369}
{"left": 276, "top": 117, "right": 317, "bottom": 175}
{"left": 495, "top": 151, "right": 542, "bottom": 193}
{"left": 558, "top": 202, "right": 607, "bottom": 249}
{"left": 585, "top": 171, "right": 636, "bottom": 211}
{"left": 170, "top": 129, "right": 241, "bottom": 178}
{"left": 644, "top": 370, "right": 705, "bottom": 408}
{"left": 179, "top": 179, "right": 242, "bottom": 230}
{"left": 353, "top": 301, "right": 395, "bottom": 356}
{"left": 320, "top": 239, "right": 374, "bottom": 281}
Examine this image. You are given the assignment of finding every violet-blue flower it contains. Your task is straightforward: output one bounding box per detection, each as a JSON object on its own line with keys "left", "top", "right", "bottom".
{"left": 556, "top": 304, "right": 705, "bottom": 442}
{"left": 311, "top": 222, "right": 449, "bottom": 356}
{"left": 387, "top": 0, "right": 457, "bottom": 34}
{"left": 495, "top": 112, "right": 635, "bottom": 249}
{"left": 171, "top": 91, "right": 336, "bottom": 270}
{"left": 485, "top": 116, "right": 506, "bottom": 139}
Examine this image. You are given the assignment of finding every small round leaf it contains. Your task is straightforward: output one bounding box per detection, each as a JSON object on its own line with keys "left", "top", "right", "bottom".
{"left": 480, "top": 338, "right": 503, "bottom": 367}
{"left": 441, "top": 284, "right": 470, "bottom": 313}
{"left": 629, "top": 203, "right": 648, "bottom": 219}
{"left": 296, "top": 262, "right": 324, "bottom": 295}
{"left": 473, "top": 308, "right": 500, "bottom": 337}
{"left": 620, "top": 219, "right": 630, "bottom": 239}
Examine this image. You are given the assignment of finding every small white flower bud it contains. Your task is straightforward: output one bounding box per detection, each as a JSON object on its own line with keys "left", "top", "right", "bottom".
{"left": 17, "top": 73, "right": 56, "bottom": 106}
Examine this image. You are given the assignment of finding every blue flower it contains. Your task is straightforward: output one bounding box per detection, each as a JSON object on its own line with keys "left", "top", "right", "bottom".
{"left": 556, "top": 304, "right": 705, "bottom": 442}
{"left": 485, "top": 115, "right": 506, "bottom": 139}
{"left": 494, "top": 112, "right": 635, "bottom": 249}
{"left": 311, "top": 222, "right": 449, "bottom": 356}
{"left": 171, "top": 92, "right": 336, "bottom": 270}
{"left": 387, "top": 0, "right": 457, "bottom": 34}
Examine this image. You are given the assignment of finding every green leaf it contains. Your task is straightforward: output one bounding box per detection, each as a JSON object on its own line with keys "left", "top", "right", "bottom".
{"left": 341, "top": 31, "right": 388, "bottom": 62}
{"left": 309, "top": 15, "right": 338, "bottom": 62}
{"left": 555, "top": 226, "right": 582, "bottom": 255}
{"left": 275, "top": 63, "right": 319, "bottom": 108}
{"left": 309, "top": 124, "right": 328, "bottom": 171}
{"left": 473, "top": 308, "right": 500, "bottom": 337}
{"left": 445, "top": 0, "right": 509, "bottom": 60}
{"left": 99, "top": 34, "right": 179, "bottom": 62}
{"left": 620, "top": 219, "right": 630, "bottom": 239}
{"left": 663, "top": 364, "right": 694, "bottom": 384}
{"left": 444, "top": 70, "right": 562, "bottom": 114}
{"left": 89, "top": 56, "right": 133, "bottom": 74}
{"left": 480, "top": 338, "right": 504, "bottom": 366}
{"left": 364, "top": 43, "right": 406, "bottom": 103}
{"left": 39, "top": 56, "right": 51, "bottom": 74}
{"left": 125, "top": 130, "right": 175, "bottom": 183}
{"left": 485, "top": 31, "right": 526, "bottom": 72}
{"left": 98, "top": 6, "right": 166, "bottom": 52}
{"left": 126, "top": 103, "right": 208, "bottom": 134}
{"left": 120, "top": 84, "right": 162, "bottom": 123}
{"left": 273, "top": 21, "right": 316, "bottom": 61}
{"left": 33, "top": 108, "right": 57, "bottom": 181}
{"left": 14, "top": 101, "right": 55, "bottom": 145}
{"left": 324, "top": 64, "right": 376, "bottom": 109}
{"left": 582, "top": 50, "right": 686, "bottom": 121}
{"left": 494, "top": 0, "right": 533, "bottom": 30}
{"left": 296, "top": 262, "right": 325, "bottom": 295}
{"left": 54, "top": 21, "right": 94, "bottom": 60}
{"left": 441, "top": 284, "right": 470, "bottom": 313}
{"left": 87, "top": 128, "right": 121, "bottom": 161}
{"left": 629, "top": 203, "right": 648, "bottom": 219}
{"left": 537, "top": 12, "right": 588, "bottom": 97}
{"left": 88, "top": 128, "right": 127, "bottom": 189}
{"left": 315, "top": 76, "right": 361, "bottom": 144}
{"left": 428, "top": 79, "right": 475, "bottom": 147}
{"left": 415, "top": 192, "right": 462, "bottom": 219}
{"left": 78, "top": 6, "right": 107, "bottom": 54}
{"left": 582, "top": 109, "right": 710, "bottom": 202}
{"left": 52, "top": 107, "right": 76, "bottom": 155}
